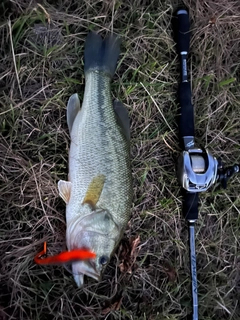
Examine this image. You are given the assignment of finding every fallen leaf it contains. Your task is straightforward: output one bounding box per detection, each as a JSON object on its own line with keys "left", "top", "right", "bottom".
{"left": 163, "top": 261, "right": 177, "bottom": 282}
{"left": 118, "top": 236, "right": 140, "bottom": 274}
{"left": 209, "top": 16, "right": 217, "bottom": 25}
{"left": 130, "top": 235, "right": 140, "bottom": 258}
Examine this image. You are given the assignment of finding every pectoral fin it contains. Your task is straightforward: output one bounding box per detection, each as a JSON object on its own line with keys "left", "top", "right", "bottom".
{"left": 58, "top": 180, "right": 72, "bottom": 204}
{"left": 67, "top": 93, "right": 81, "bottom": 134}
{"left": 113, "top": 100, "right": 130, "bottom": 141}
{"left": 82, "top": 175, "right": 105, "bottom": 209}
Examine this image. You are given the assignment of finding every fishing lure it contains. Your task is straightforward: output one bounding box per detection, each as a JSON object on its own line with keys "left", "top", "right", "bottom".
{"left": 34, "top": 242, "right": 96, "bottom": 265}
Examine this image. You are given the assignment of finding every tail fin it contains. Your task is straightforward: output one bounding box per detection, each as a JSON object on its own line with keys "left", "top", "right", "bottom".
{"left": 84, "top": 32, "right": 120, "bottom": 78}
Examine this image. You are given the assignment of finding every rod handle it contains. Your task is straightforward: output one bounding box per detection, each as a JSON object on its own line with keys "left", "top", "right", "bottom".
{"left": 183, "top": 191, "right": 198, "bottom": 220}
{"left": 178, "top": 81, "right": 195, "bottom": 139}
{"left": 176, "top": 8, "right": 190, "bottom": 55}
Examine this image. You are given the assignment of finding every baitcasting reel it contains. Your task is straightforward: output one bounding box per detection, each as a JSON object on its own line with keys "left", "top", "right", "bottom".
{"left": 177, "top": 147, "right": 239, "bottom": 192}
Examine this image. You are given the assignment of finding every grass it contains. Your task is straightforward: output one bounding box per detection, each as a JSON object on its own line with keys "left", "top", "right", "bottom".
{"left": 0, "top": 0, "right": 240, "bottom": 319}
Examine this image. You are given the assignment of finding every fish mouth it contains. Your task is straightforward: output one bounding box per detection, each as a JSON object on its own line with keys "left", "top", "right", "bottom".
{"left": 72, "top": 260, "right": 101, "bottom": 287}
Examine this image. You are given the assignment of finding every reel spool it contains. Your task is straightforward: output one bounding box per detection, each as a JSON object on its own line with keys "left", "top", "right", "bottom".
{"left": 177, "top": 148, "right": 218, "bottom": 192}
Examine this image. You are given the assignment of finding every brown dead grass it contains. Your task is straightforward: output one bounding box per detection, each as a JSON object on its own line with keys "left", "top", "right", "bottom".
{"left": 0, "top": 0, "right": 240, "bottom": 319}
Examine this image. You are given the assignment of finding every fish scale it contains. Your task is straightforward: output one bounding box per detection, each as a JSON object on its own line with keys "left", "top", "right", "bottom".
{"left": 68, "top": 71, "right": 131, "bottom": 228}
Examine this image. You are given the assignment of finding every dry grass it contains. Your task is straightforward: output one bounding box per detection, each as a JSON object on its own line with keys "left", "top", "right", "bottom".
{"left": 0, "top": 0, "right": 240, "bottom": 319}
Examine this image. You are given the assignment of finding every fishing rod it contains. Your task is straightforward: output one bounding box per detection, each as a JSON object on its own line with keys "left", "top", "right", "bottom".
{"left": 173, "top": 7, "right": 239, "bottom": 320}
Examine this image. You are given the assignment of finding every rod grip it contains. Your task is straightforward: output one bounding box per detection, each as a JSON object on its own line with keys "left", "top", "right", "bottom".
{"left": 176, "top": 8, "right": 190, "bottom": 54}
{"left": 182, "top": 191, "right": 198, "bottom": 220}
{"left": 178, "top": 81, "right": 195, "bottom": 138}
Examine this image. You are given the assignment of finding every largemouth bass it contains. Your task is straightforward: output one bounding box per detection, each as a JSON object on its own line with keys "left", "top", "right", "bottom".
{"left": 58, "top": 32, "right": 132, "bottom": 287}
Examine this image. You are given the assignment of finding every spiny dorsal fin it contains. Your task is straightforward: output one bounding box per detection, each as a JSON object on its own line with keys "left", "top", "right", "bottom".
{"left": 82, "top": 174, "right": 106, "bottom": 209}
{"left": 58, "top": 180, "right": 72, "bottom": 204}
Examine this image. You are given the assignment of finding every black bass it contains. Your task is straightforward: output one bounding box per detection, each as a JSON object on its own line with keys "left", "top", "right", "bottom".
{"left": 58, "top": 32, "right": 132, "bottom": 287}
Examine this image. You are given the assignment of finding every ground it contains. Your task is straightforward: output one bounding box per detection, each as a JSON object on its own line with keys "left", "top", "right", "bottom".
{"left": 0, "top": 0, "right": 239, "bottom": 319}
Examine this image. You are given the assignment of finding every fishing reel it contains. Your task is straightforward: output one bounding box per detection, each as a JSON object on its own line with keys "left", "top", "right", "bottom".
{"left": 177, "top": 148, "right": 239, "bottom": 192}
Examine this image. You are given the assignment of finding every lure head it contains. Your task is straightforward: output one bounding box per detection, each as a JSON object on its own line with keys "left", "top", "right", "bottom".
{"left": 66, "top": 208, "right": 120, "bottom": 287}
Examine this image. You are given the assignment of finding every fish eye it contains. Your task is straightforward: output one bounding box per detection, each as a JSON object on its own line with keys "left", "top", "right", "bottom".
{"left": 99, "top": 255, "right": 109, "bottom": 266}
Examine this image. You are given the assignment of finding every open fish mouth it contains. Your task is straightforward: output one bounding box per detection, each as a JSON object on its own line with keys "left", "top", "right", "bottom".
{"left": 72, "top": 260, "right": 101, "bottom": 287}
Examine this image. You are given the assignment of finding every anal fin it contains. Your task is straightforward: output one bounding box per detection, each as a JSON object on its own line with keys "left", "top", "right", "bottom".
{"left": 67, "top": 93, "right": 81, "bottom": 134}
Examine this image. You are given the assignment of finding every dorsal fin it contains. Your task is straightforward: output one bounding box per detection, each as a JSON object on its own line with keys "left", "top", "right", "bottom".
{"left": 113, "top": 100, "right": 130, "bottom": 141}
